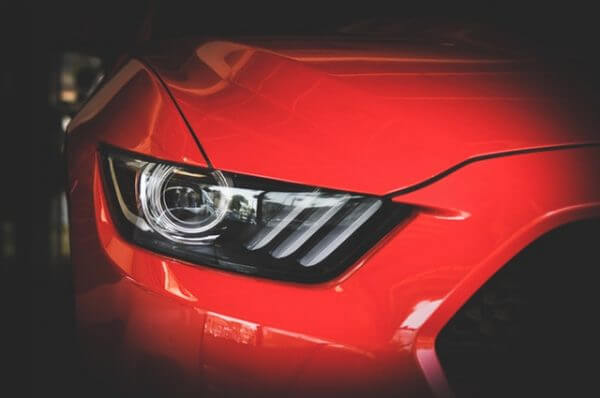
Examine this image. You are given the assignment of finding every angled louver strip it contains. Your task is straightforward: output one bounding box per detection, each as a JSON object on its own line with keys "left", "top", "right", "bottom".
{"left": 300, "top": 198, "right": 382, "bottom": 267}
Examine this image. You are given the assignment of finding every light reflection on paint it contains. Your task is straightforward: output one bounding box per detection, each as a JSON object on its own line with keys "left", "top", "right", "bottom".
{"left": 161, "top": 261, "right": 197, "bottom": 302}
{"left": 400, "top": 299, "right": 443, "bottom": 329}
{"left": 204, "top": 312, "right": 258, "bottom": 345}
{"left": 201, "top": 310, "right": 375, "bottom": 360}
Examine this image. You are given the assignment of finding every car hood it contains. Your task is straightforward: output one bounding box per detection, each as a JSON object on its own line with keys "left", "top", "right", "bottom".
{"left": 142, "top": 38, "right": 598, "bottom": 195}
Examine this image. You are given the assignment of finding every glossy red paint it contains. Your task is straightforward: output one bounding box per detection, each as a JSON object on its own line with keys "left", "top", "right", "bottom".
{"left": 66, "top": 40, "right": 600, "bottom": 397}
{"left": 67, "top": 59, "right": 207, "bottom": 168}
{"left": 144, "top": 39, "right": 599, "bottom": 195}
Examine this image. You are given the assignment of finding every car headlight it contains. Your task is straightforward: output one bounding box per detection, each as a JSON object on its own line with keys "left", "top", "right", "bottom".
{"left": 101, "top": 147, "right": 411, "bottom": 282}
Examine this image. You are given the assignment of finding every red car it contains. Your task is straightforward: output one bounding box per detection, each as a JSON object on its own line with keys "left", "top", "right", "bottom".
{"left": 66, "top": 17, "right": 600, "bottom": 397}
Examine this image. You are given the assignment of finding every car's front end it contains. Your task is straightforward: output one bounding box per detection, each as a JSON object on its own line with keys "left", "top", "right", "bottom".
{"left": 66, "top": 37, "right": 600, "bottom": 397}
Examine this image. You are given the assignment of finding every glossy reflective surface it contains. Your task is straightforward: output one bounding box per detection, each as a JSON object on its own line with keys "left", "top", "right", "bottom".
{"left": 145, "top": 39, "right": 599, "bottom": 195}
{"left": 67, "top": 42, "right": 600, "bottom": 396}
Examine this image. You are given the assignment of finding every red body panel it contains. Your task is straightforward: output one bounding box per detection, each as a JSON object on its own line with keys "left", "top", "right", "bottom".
{"left": 66, "top": 41, "right": 600, "bottom": 396}
{"left": 144, "top": 39, "right": 598, "bottom": 194}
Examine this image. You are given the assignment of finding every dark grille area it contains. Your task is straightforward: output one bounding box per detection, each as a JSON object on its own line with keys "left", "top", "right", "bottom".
{"left": 436, "top": 219, "right": 599, "bottom": 397}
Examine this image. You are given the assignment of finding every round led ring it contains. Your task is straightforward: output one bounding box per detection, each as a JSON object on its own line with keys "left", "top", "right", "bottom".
{"left": 139, "top": 163, "right": 231, "bottom": 243}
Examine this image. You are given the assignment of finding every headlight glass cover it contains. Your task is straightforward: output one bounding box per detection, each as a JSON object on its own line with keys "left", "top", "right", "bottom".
{"left": 101, "top": 148, "right": 411, "bottom": 282}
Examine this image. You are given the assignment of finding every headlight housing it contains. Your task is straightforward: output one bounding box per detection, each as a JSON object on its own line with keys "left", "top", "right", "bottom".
{"left": 101, "top": 147, "right": 411, "bottom": 282}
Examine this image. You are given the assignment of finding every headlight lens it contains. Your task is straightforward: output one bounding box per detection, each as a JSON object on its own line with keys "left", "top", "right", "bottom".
{"left": 139, "top": 164, "right": 232, "bottom": 243}
{"left": 102, "top": 148, "right": 411, "bottom": 282}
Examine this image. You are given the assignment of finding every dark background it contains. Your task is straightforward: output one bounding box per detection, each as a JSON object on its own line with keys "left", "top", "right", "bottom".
{"left": 2, "top": 2, "right": 599, "bottom": 395}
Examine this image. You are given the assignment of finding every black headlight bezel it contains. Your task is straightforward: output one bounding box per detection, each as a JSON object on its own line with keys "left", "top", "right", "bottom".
{"left": 99, "top": 145, "right": 412, "bottom": 283}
